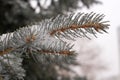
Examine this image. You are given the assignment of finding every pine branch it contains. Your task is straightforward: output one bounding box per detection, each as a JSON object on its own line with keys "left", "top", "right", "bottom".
{"left": 0, "top": 12, "right": 109, "bottom": 61}
{"left": 0, "top": 12, "right": 109, "bottom": 62}
{"left": 48, "top": 12, "right": 109, "bottom": 39}
{"left": 0, "top": 52, "right": 25, "bottom": 80}
{"left": 0, "top": 12, "right": 109, "bottom": 79}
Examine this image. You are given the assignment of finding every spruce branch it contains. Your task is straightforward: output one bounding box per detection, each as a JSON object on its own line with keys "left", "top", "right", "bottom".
{"left": 0, "top": 12, "right": 109, "bottom": 60}
{"left": 49, "top": 12, "right": 109, "bottom": 39}
{"left": 0, "top": 52, "right": 25, "bottom": 80}
{"left": 0, "top": 12, "right": 109, "bottom": 62}
{"left": 0, "top": 12, "right": 109, "bottom": 79}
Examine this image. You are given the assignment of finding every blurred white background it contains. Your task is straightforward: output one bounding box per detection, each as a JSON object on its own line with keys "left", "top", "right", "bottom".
{"left": 79, "top": 0, "right": 120, "bottom": 78}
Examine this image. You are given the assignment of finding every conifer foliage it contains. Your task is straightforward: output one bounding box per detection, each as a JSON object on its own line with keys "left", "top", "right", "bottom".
{"left": 0, "top": 12, "right": 109, "bottom": 80}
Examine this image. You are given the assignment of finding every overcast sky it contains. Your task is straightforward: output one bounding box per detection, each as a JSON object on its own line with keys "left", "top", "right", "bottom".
{"left": 79, "top": 0, "right": 120, "bottom": 78}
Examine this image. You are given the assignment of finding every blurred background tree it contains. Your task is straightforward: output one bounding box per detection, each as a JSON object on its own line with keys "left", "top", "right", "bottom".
{"left": 0, "top": 0, "right": 103, "bottom": 80}
{"left": 0, "top": 0, "right": 101, "bottom": 34}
